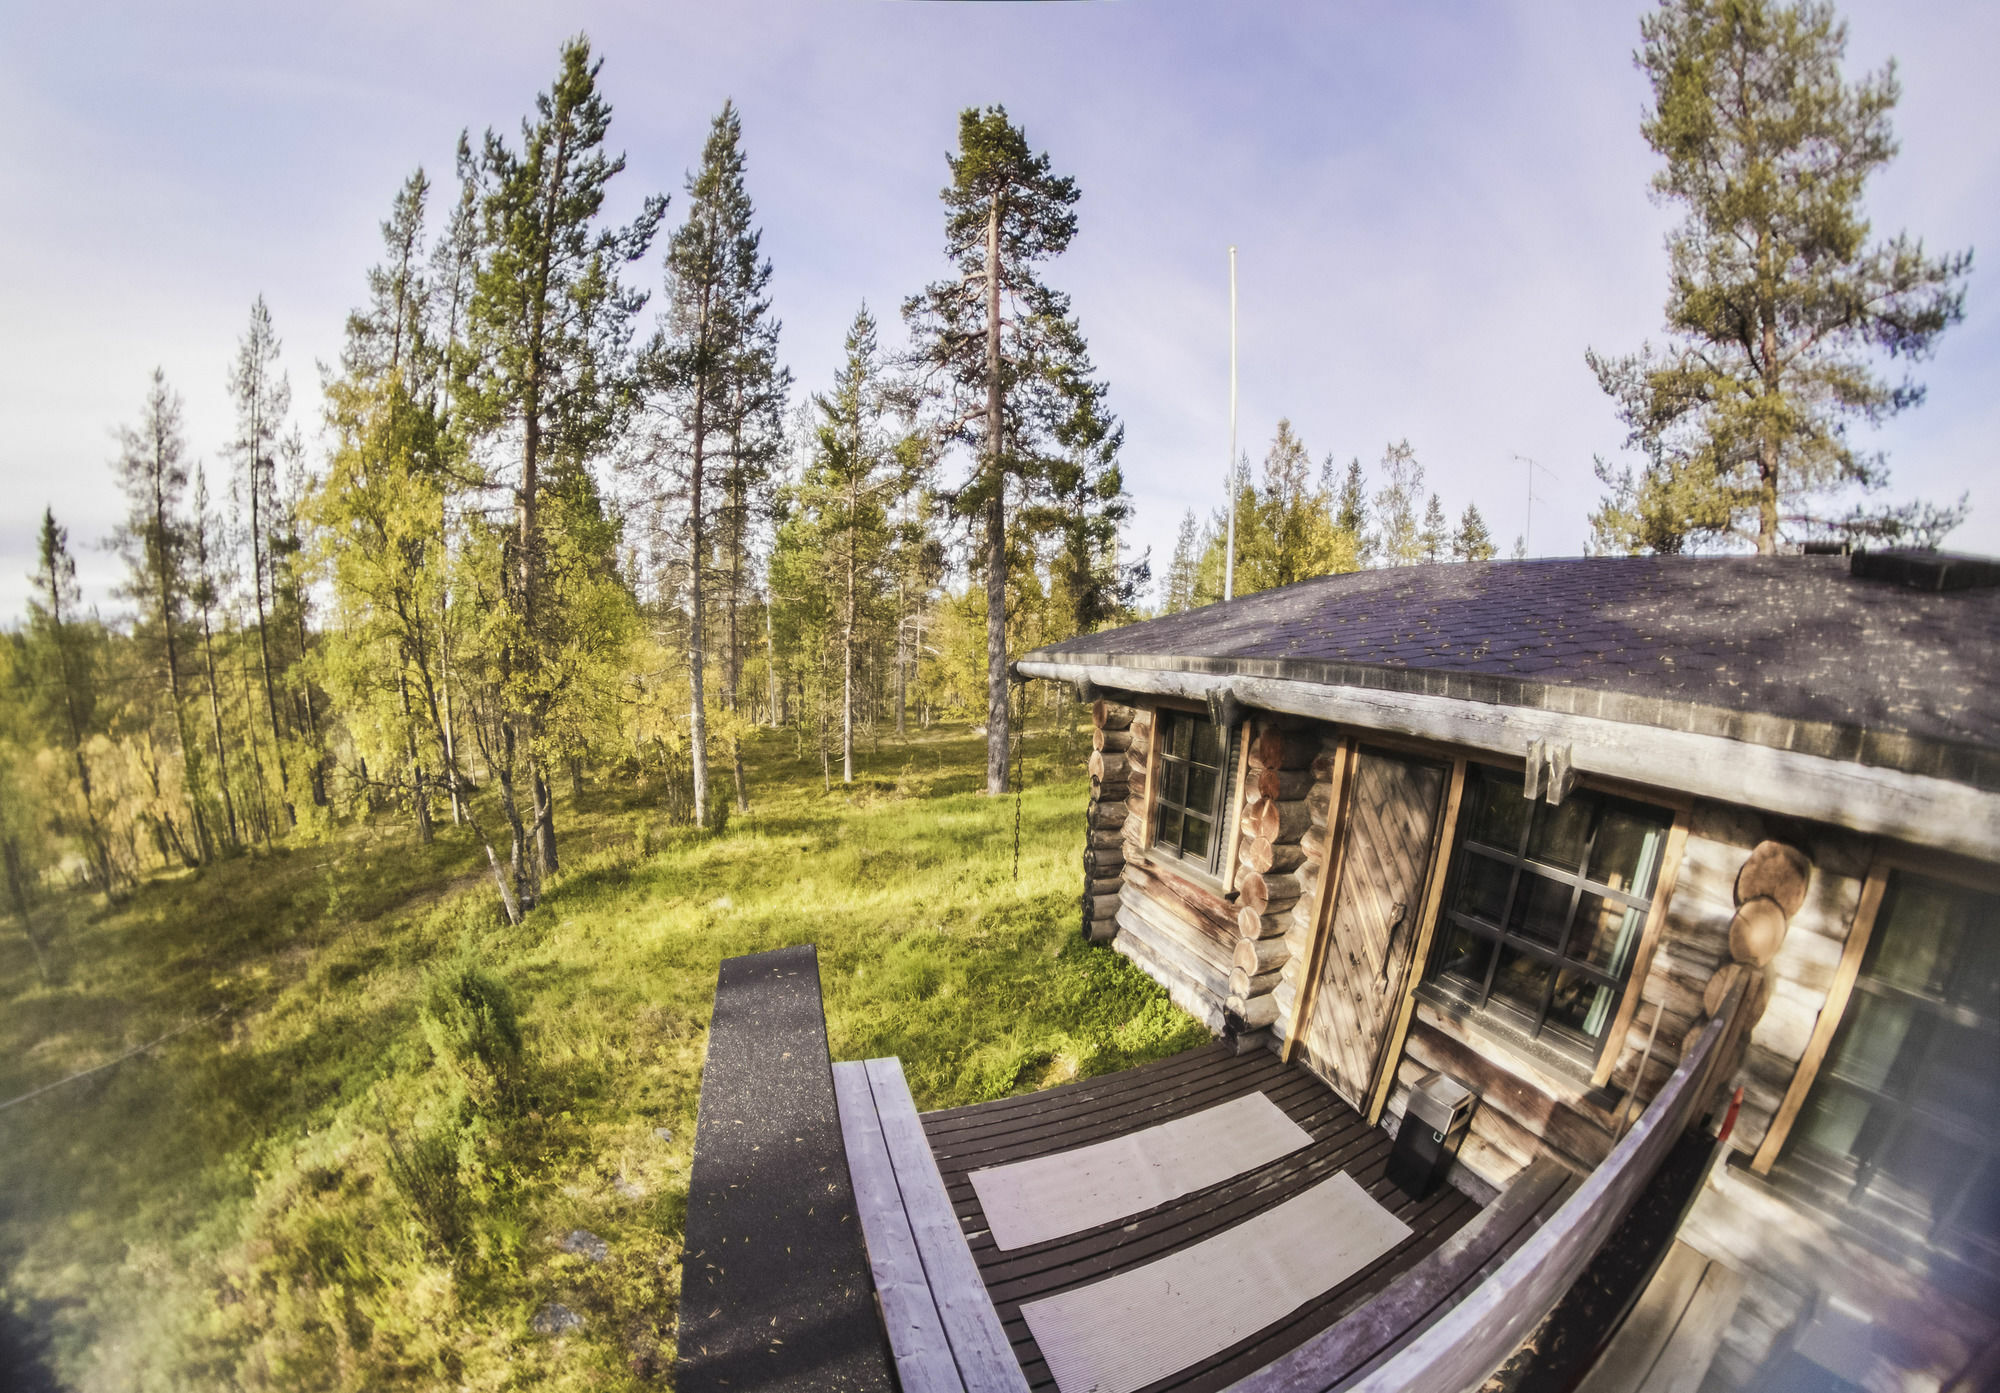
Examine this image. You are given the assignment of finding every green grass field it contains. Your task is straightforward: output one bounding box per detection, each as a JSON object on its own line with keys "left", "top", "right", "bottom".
{"left": 0, "top": 722, "right": 1207, "bottom": 1392}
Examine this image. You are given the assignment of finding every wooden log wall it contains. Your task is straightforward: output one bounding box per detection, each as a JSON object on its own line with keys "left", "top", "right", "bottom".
{"left": 1081, "top": 700, "right": 1139, "bottom": 943}
{"left": 1226, "top": 723, "right": 1318, "bottom": 1036}
{"left": 1271, "top": 732, "right": 1346, "bottom": 1050}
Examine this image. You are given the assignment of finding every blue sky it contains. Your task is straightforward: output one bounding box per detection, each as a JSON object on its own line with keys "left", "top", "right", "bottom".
{"left": 2, "top": 0, "right": 1993, "bottom": 620}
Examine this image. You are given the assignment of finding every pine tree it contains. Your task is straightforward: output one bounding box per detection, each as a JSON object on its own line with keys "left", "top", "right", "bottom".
{"left": 1028, "top": 370, "right": 1136, "bottom": 639}
{"left": 1419, "top": 493, "right": 1449, "bottom": 563}
{"left": 461, "top": 36, "right": 664, "bottom": 892}
{"left": 648, "top": 100, "right": 774, "bottom": 827}
{"left": 188, "top": 467, "right": 240, "bottom": 848}
{"left": 1162, "top": 510, "right": 1202, "bottom": 614}
{"left": 25, "top": 509, "right": 114, "bottom": 894}
{"left": 1588, "top": 0, "right": 1970, "bottom": 554}
{"left": 1370, "top": 440, "right": 1426, "bottom": 566}
{"left": 228, "top": 297, "right": 294, "bottom": 824}
{"left": 1335, "top": 457, "right": 1371, "bottom": 566}
{"left": 1453, "top": 503, "right": 1498, "bottom": 561}
{"left": 904, "top": 106, "right": 1096, "bottom": 795}
{"left": 112, "top": 370, "right": 210, "bottom": 863}
{"left": 800, "top": 307, "right": 902, "bottom": 783}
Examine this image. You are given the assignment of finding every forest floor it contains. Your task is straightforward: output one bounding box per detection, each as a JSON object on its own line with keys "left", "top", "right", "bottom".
{"left": 0, "top": 719, "right": 1208, "bottom": 1393}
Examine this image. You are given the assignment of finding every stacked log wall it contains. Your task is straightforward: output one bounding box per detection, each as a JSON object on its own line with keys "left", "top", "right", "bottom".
{"left": 1270, "top": 732, "right": 1347, "bottom": 1044}
{"left": 1225, "top": 723, "right": 1319, "bottom": 1037}
{"left": 1081, "top": 700, "right": 1139, "bottom": 943}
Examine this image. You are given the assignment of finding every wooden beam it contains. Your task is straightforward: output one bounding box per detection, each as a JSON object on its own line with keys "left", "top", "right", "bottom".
{"left": 1367, "top": 757, "right": 1468, "bottom": 1126}
{"left": 1013, "top": 659, "right": 2000, "bottom": 866}
{"left": 863, "top": 1056, "right": 1032, "bottom": 1393}
{"left": 1222, "top": 718, "right": 1254, "bottom": 894}
{"left": 1592, "top": 810, "right": 1693, "bottom": 1090}
{"left": 1281, "top": 739, "right": 1354, "bottom": 1064}
{"left": 1750, "top": 856, "right": 1889, "bottom": 1175}
{"left": 1136, "top": 708, "right": 1160, "bottom": 851}
{"left": 832, "top": 1062, "right": 962, "bottom": 1393}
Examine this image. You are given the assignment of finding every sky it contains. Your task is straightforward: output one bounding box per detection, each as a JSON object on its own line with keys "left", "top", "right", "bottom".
{"left": 1, "top": 0, "right": 1994, "bottom": 622}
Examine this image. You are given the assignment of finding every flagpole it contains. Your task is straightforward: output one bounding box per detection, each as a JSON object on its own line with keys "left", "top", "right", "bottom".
{"left": 1223, "top": 245, "right": 1239, "bottom": 602}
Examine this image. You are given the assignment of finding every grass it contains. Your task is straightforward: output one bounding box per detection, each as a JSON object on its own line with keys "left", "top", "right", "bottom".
{"left": 0, "top": 720, "right": 1208, "bottom": 1392}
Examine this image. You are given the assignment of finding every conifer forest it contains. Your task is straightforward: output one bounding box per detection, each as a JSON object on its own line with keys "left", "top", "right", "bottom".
{"left": 0, "top": 2, "right": 1983, "bottom": 1389}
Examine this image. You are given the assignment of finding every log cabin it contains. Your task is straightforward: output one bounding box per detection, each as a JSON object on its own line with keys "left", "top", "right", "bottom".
{"left": 1011, "top": 550, "right": 2000, "bottom": 1393}
{"left": 678, "top": 550, "right": 1997, "bottom": 1393}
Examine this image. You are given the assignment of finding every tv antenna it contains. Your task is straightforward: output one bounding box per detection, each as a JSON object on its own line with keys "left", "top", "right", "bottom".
{"left": 1516, "top": 455, "right": 1559, "bottom": 556}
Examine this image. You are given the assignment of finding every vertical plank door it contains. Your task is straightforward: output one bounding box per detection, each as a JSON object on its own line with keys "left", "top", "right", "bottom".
{"left": 1301, "top": 748, "right": 1449, "bottom": 1109}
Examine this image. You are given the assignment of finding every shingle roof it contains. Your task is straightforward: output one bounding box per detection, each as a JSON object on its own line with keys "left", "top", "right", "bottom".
{"left": 1026, "top": 556, "right": 2000, "bottom": 786}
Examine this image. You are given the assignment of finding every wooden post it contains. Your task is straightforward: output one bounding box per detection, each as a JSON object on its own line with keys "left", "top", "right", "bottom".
{"left": 1221, "top": 720, "right": 1254, "bottom": 894}
{"left": 1365, "top": 756, "right": 1467, "bottom": 1126}
{"left": 1590, "top": 810, "right": 1693, "bottom": 1090}
{"left": 1750, "top": 856, "right": 1889, "bottom": 1174}
{"left": 1281, "top": 739, "right": 1354, "bottom": 1064}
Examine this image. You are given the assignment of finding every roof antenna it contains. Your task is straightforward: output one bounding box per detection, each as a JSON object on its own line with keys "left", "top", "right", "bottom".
{"left": 1516, "top": 454, "right": 1556, "bottom": 557}
{"left": 1223, "top": 245, "right": 1240, "bottom": 601}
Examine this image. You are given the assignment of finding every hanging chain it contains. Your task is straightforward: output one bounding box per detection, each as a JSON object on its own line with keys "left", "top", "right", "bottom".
{"left": 1012, "top": 678, "right": 1025, "bottom": 882}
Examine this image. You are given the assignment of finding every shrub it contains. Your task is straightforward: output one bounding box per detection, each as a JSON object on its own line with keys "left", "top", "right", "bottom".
{"left": 419, "top": 961, "right": 524, "bottom": 1107}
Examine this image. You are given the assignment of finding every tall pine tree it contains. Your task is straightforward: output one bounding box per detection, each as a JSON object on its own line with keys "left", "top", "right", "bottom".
{"left": 904, "top": 107, "right": 1097, "bottom": 795}
{"left": 1588, "top": 0, "right": 1970, "bottom": 553}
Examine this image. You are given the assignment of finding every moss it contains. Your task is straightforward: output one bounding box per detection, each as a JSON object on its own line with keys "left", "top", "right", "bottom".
{"left": 0, "top": 722, "right": 1202, "bottom": 1391}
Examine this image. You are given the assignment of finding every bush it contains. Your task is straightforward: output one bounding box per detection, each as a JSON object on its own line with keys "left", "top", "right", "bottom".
{"left": 419, "top": 961, "right": 524, "bottom": 1107}
{"left": 383, "top": 1115, "right": 471, "bottom": 1257}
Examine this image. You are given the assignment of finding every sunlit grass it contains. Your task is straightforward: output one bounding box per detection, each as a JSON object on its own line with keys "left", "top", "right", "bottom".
{"left": 0, "top": 719, "right": 1206, "bottom": 1391}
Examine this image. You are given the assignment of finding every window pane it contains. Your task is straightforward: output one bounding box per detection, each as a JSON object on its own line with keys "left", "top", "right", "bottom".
{"left": 1187, "top": 765, "right": 1218, "bottom": 818}
{"left": 1471, "top": 771, "right": 1531, "bottom": 851}
{"left": 1957, "top": 1159, "right": 2000, "bottom": 1247}
{"left": 1795, "top": 1085, "right": 1877, "bottom": 1162}
{"left": 1509, "top": 875, "right": 1574, "bottom": 948}
{"left": 1157, "top": 806, "right": 1183, "bottom": 851}
{"left": 1867, "top": 878, "right": 1959, "bottom": 997}
{"left": 1164, "top": 762, "right": 1188, "bottom": 805}
{"left": 1908, "top": 1020, "right": 1997, "bottom": 1121}
{"left": 1490, "top": 945, "right": 1552, "bottom": 1021}
{"left": 1529, "top": 797, "right": 1592, "bottom": 870}
{"left": 1189, "top": 718, "right": 1223, "bottom": 767}
{"left": 1548, "top": 967, "right": 1616, "bottom": 1042}
{"left": 1438, "top": 922, "right": 1493, "bottom": 988}
{"left": 1949, "top": 894, "right": 2000, "bottom": 1017}
{"left": 1588, "top": 807, "right": 1667, "bottom": 896}
{"left": 1454, "top": 852, "right": 1514, "bottom": 927}
{"left": 1874, "top": 1120, "right": 1977, "bottom": 1222}
{"left": 1823, "top": 994, "right": 1918, "bottom": 1094}
{"left": 1169, "top": 714, "right": 1191, "bottom": 759}
{"left": 1182, "top": 813, "right": 1212, "bottom": 861}
{"left": 1571, "top": 892, "right": 1648, "bottom": 975}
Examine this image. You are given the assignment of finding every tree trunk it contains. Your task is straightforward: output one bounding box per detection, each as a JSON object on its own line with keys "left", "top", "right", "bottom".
{"left": 686, "top": 285, "right": 714, "bottom": 830}
{"left": 4, "top": 836, "right": 50, "bottom": 985}
{"left": 983, "top": 200, "right": 1009, "bottom": 797}
{"left": 197, "top": 603, "right": 238, "bottom": 847}
{"left": 842, "top": 470, "right": 858, "bottom": 784}
{"left": 533, "top": 764, "right": 557, "bottom": 876}
{"left": 151, "top": 452, "right": 208, "bottom": 863}
{"left": 764, "top": 596, "right": 779, "bottom": 729}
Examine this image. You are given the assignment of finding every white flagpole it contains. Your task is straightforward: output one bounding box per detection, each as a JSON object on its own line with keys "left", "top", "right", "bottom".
{"left": 1223, "top": 245, "right": 1239, "bottom": 602}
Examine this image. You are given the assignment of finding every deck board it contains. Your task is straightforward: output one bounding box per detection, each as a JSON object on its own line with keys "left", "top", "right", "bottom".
{"left": 919, "top": 1044, "right": 1483, "bottom": 1393}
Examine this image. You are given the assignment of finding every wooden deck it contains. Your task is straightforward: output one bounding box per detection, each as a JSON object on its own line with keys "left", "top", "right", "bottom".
{"left": 919, "top": 1043, "right": 1489, "bottom": 1393}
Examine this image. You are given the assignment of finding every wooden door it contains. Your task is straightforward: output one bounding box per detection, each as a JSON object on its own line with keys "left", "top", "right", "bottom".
{"left": 1302, "top": 748, "right": 1449, "bottom": 1108}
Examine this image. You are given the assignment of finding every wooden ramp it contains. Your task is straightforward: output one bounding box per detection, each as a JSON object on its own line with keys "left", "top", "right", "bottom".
{"left": 1573, "top": 1242, "right": 1744, "bottom": 1393}
{"left": 678, "top": 947, "right": 894, "bottom": 1393}
{"left": 835, "top": 1056, "right": 1031, "bottom": 1393}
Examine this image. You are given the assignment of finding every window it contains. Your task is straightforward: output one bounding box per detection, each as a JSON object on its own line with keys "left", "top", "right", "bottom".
{"left": 1151, "top": 710, "right": 1236, "bottom": 874}
{"left": 1426, "top": 764, "right": 1672, "bottom": 1065}
{"left": 1782, "top": 871, "right": 1999, "bottom": 1258}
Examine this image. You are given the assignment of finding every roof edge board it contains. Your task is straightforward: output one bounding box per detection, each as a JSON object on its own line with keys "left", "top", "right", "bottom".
{"left": 1016, "top": 657, "right": 2000, "bottom": 866}
{"left": 1022, "top": 649, "right": 1993, "bottom": 790}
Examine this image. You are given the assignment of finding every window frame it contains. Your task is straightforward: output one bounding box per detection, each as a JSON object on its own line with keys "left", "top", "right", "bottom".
{"left": 1761, "top": 865, "right": 2000, "bottom": 1263}
{"left": 1421, "top": 762, "right": 1677, "bottom": 1071}
{"left": 1149, "top": 708, "right": 1239, "bottom": 879}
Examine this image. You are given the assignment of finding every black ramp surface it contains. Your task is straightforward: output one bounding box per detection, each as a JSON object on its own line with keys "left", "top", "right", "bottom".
{"left": 678, "top": 945, "right": 893, "bottom": 1393}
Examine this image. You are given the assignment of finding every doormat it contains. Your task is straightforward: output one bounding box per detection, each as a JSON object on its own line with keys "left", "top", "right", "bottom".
{"left": 1020, "top": 1171, "right": 1411, "bottom": 1393}
{"left": 969, "top": 1090, "right": 1310, "bottom": 1251}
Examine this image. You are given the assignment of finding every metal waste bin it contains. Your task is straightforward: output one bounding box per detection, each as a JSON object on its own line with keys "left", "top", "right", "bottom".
{"left": 1387, "top": 1071, "right": 1476, "bottom": 1200}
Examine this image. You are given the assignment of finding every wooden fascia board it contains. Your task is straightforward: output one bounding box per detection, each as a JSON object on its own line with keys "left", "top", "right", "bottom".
{"left": 1014, "top": 659, "right": 2000, "bottom": 865}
